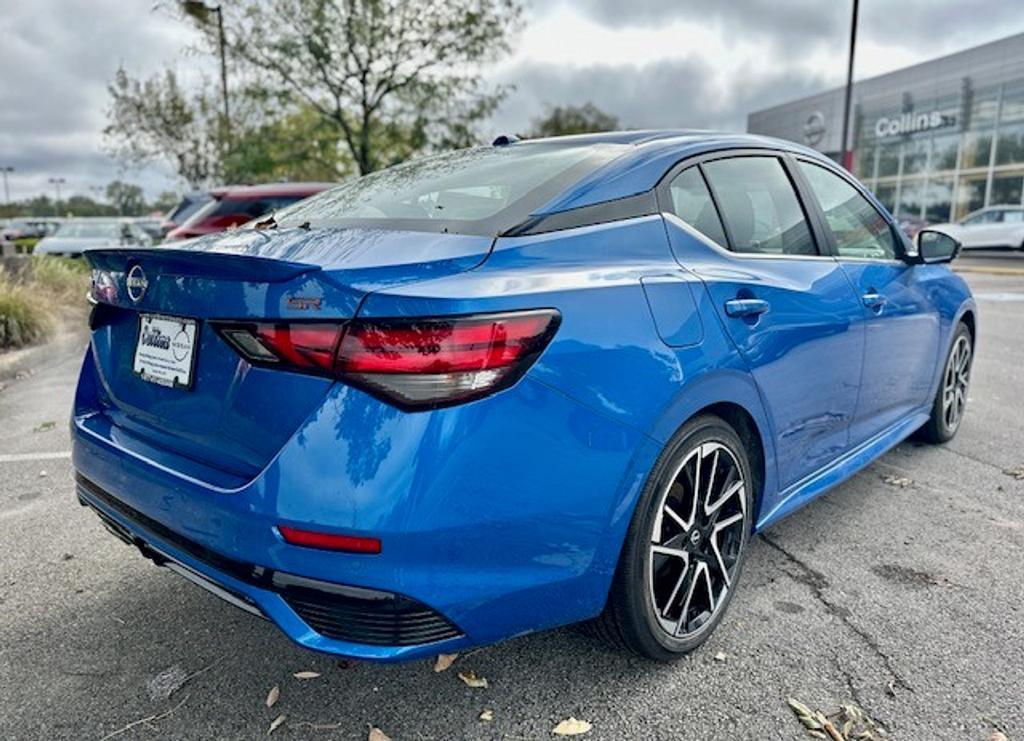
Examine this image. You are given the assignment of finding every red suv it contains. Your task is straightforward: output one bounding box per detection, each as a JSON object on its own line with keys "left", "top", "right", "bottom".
{"left": 165, "top": 182, "right": 334, "bottom": 241}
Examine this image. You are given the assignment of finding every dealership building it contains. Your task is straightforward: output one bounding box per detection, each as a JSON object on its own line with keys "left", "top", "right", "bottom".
{"left": 748, "top": 32, "right": 1024, "bottom": 223}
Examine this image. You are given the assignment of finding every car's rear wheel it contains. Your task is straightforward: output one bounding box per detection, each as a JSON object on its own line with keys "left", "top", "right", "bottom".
{"left": 917, "top": 322, "right": 973, "bottom": 443}
{"left": 589, "top": 415, "right": 753, "bottom": 660}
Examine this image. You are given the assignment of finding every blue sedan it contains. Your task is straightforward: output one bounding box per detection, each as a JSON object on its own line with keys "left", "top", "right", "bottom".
{"left": 73, "top": 131, "right": 974, "bottom": 661}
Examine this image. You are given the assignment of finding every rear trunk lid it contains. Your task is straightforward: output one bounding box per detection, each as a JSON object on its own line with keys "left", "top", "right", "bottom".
{"left": 83, "top": 226, "right": 492, "bottom": 484}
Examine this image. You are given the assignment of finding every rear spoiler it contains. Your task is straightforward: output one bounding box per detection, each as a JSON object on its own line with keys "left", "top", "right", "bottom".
{"left": 84, "top": 248, "right": 319, "bottom": 283}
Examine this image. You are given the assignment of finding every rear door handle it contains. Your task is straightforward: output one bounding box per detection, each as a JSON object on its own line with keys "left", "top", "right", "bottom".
{"left": 862, "top": 292, "right": 888, "bottom": 310}
{"left": 724, "top": 298, "right": 770, "bottom": 318}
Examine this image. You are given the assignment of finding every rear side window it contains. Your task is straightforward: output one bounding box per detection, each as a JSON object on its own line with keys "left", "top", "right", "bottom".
{"left": 1003, "top": 210, "right": 1023, "bottom": 223}
{"left": 666, "top": 167, "right": 727, "bottom": 247}
{"left": 797, "top": 161, "right": 897, "bottom": 260}
{"left": 702, "top": 157, "right": 817, "bottom": 256}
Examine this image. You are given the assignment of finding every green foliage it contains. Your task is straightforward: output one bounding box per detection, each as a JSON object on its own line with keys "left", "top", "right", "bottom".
{"left": 222, "top": 106, "right": 354, "bottom": 182}
{"left": 527, "top": 103, "right": 621, "bottom": 138}
{"left": 0, "top": 182, "right": 174, "bottom": 219}
{"left": 29, "top": 256, "right": 90, "bottom": 302}
{"left": 0, "top": 273, "right": 52, "bottom": 350}
{"left": 105, "top": 181, "right": 147, "bottom": 216}
{"left": 104, "top": 67, "right": 223, "bottom": 187}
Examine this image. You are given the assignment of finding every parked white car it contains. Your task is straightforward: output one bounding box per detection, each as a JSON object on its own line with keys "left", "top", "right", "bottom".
{"left": 932, "top": 206, "right": 1024, "bottom": 250}
{"left": 34, "top": 218, "right": 153, "bottom": 258}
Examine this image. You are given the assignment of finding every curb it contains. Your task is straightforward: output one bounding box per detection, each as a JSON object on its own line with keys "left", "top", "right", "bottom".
{"left": 0, "top": 321, "right": 88, "bottom": 384}
{"left": 953, "top": 265, "right": 1024, "bottom": 276}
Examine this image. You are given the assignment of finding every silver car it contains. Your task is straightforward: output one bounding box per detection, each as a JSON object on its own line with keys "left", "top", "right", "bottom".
{"left": 34, "top": 219, "right": 153, "bottom": 258}
{"left": 933, "top": 206, "right": 1024, "bottom": 250}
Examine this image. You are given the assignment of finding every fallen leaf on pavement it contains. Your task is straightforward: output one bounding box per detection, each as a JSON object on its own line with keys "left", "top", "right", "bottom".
{"left": 433, "top": 653, "right": 458, "bottom": 672}
{"left": 458, "top": 670, "right": 488, "bottom": 688}
{"left": 1003, "top": 465, "right": 1024, "bottom": 480}
{"left": 293, "top": 671, "right": 321, "bottom": 680}
{"left": 268, "top": 715, "right": 286, "bottom": 735}
{"left": 479, "top": 708, "right": 494, "bottom": 722}
{"left": 265, "top": 685, "right": 279, "bottom": 708}
{"left": 33, "top": 421, "right": 56, "bottom": 433}
{"left": 368, "top": 726, "right": 391, "bottom": 741}
{"left": 787, "top": 698, "right": 882, "bottom": 741}
{"left": 881, "top": 474, "right": 913, "bottom": 488}
{"left": 553, "top": 717, "right": 592, "bottom": 736}
{"left": 713, "top": 651, "right": 727, "bottom": 662}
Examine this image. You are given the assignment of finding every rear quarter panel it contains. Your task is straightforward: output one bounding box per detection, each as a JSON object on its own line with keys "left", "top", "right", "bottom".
{"left": 357, "top": 215, "right": 779, "bottom": 537}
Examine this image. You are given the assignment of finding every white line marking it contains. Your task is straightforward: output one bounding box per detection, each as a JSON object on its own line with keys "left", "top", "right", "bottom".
{"left": 0, "top": 451, "right": 72, "bottom": 464}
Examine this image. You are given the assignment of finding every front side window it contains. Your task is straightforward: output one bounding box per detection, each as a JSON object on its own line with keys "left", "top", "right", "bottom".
{"left": 798, "top": 161, "right": 897, "bottom": 260}
{"left": 665, "top": 167, "right": 727, "bottom": 247}
{"left": 701, "top": 156, "right": 817, "bottom": 256}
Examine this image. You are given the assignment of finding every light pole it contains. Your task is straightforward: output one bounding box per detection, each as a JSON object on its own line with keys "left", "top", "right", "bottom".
{"left": 1, "top": 166, "right": 12, "bottom": 205}
{"left": 182, "top": 1, "right": 231, "bottom": 145}
{"left": 48, "top": 177, "right": 66, "bottom": 212}
{"left": 839, "top": 0, "right": 860, "bottom": 171}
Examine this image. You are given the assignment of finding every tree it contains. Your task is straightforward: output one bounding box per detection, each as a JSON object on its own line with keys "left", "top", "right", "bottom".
{"left": 214, "top": 0, "right": 523, "bottom": 175}
{"left": 527, "top": 103, "right": 620, "bottom": 138}
{"left": 105, "top": 180, "right": 147, "bottom": 216}
{"left": 104, "top": 68, "right": 224, "bottom": 187}
{"left": 150, "top": 191, "right": 182, "bottom": 214}
{"left": 222, "top": 105, "right": 354, "bottom": 183}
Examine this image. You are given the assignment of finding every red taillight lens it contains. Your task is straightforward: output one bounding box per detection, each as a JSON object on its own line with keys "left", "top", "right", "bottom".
{"left": 215, "top": 310, "right": 560, "bottom": 410}
{"left": 278, "top": 525, "right": 381, "bottom": 554}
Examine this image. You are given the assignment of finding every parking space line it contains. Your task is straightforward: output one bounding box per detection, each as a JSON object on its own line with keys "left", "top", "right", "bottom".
{"left": 0, "top": 451, "right": 72, "bottom": 464}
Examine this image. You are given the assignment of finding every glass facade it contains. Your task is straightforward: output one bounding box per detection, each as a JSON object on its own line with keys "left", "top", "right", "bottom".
{"left": 748, "top": 33, "right": 1024, "bottom": 225}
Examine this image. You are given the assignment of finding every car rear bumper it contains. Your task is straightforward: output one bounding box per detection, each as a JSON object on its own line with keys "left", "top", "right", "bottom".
{"left": 75, "top": 473, "right": 466, "bottom": 660}
{"left": 72, "top": 348, "right": 659, "bottom": 660}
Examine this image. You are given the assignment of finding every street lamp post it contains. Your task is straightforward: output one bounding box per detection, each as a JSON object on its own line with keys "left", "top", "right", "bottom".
{"left": 182, "top": 1, "right": 231, "bottom": 145}
{"left": 48, "top": 177, "right": 66, "bottom": 213}
{"left": 1, "top": 166, "right": 13, "bottom": 205}
{"left": 839, "top": 0, "right": 860, "bottom": 171}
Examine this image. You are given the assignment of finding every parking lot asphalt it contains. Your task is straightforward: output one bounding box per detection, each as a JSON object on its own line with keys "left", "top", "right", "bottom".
{"left": 1, "top": 266, "right": 1022, "bottom": 740}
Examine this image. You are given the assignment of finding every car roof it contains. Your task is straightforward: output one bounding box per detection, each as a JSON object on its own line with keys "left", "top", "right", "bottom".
{"left": 210, "top": 182, "right": 336, "bottom": 199}
{"left": 513, "top": 130, "right": 832, "bottom": 216}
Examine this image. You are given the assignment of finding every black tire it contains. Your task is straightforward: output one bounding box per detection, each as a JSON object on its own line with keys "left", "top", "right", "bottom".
{"left": 917, "top": 322, "right": 973, "bottom": 444}
{"left": 588, "top": 414, "right": 754, "bottom": 661}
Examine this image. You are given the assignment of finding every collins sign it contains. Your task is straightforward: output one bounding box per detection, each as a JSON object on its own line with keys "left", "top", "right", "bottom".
{"left": 875, "top": 111, "right": 955, "bottom": 138}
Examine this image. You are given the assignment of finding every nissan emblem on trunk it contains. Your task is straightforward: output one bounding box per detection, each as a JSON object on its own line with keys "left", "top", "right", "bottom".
{"left": 126, "top": 265, "right": 148, "bottom": 303}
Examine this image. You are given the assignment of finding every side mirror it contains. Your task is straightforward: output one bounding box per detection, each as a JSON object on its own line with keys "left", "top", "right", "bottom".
{"left": 910, "top": 228, "right": 961, "bottom": 264}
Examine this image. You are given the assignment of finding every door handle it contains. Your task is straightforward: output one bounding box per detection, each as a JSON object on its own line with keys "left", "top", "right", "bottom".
{"left": 724, "top": 298, "right": 770, "bottom": 318}
{"left": 861, "top": 292, "right": 888, "bottom": 310}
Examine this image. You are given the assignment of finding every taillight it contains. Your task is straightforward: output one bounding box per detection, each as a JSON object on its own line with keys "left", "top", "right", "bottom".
{"left": 90, "top": 269, "right": 118, "bottom": 304}
{"left": 215, "top": 310, "right": 560, "bottom": 410}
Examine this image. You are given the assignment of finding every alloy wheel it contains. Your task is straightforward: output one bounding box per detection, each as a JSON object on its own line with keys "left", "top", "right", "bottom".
{"left": 942, "top": 335, "right": 971, "bottom": 431}
{"left": 648, "top": 441, "right": 747, "bottom": 639}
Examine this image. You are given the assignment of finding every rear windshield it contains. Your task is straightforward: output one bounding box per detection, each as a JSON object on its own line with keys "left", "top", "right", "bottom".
{"left": 168, "top": 194, "right": 212, "bottom": 223}
{"left": 275, "top": 143, "right": 627, "bottom": 235}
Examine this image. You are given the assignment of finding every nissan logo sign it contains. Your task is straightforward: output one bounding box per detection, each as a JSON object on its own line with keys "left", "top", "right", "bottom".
{"left": 875, "top": 111, "right": 953, "bottom": 139}
{"left": 126, "top": 264, "right": 148, "bottom": 303}
{"left": 802, "top": 111, "right": 827, "bottom": 146}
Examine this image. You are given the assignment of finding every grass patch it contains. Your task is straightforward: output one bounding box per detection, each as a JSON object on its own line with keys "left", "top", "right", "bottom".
{"left": 30, "top": 255, "right": 90, "bottom": 301}
{"left": 0, "top": 274, "right": 52, "bottom": 350}
{"left": 0, "top": 257, "right": 88, "bottom": 351}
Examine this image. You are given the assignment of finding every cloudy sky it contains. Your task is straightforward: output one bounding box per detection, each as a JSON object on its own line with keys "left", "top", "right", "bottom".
{"left": 2, "top": 0, "right": 1023, "bottom": 202}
